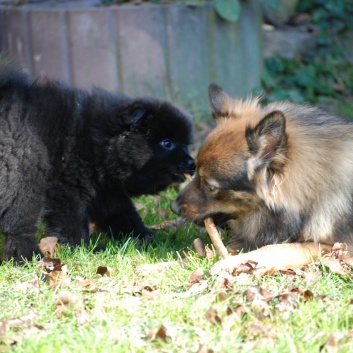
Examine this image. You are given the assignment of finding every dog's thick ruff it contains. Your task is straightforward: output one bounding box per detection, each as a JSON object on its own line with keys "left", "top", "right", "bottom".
{"left": 0, "top": 59, "right": 194, "bottom": 261}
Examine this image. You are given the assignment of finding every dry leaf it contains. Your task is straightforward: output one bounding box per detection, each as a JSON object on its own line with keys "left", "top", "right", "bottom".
{"left": 149, "top": 219, "right": 186, "bottom": 231}
{"left": 38, "top": 237, "right": 59, "bottom": 257}
{"left": 45, "top": 264, "right": 70, "bottom": 288}
{"left": 0, "top": 321, "right": 6, "bottom": 342}
{"left": 322, "top": 257, "right": 348, "bottom": 276}
{"left": 188, "top": 268, "right": 204, "bottom": 288}
{"left": 122, "top": 284, "right": 154, "bottom": 296}
{"left": 56, "top": 291, "right": 78, "bottom": 308}
{"left": 205, "top": 246, "right": 215, "bottom": 260}
{"left": 243, "top": 286, "right": 273, "bottom": 303}
{"left": 248, "top": 324, "right": 276, "bottom": 339}
{"left": 96, "top": 266, "right": 116, "bottom": 277}
{"left": 75, "top": 309, "right": 90, "bottom": 327}
{"left": 193, "top": 238, "right": 206, "bottom": 257}
{"left": 146, "top": 324, "right": 169, "bottom": 343}
{"left": 320, "top": 333, "right": 343, "bottom": 353}
{"left": 4, "top": 312, "right": 39, "bottom": 328}
{"left": 205, "top": 307, "right": 222, "bottom": 325}
{"left": 37, "top": 257, "right": 62, "bottom": 271}
{"left": 73, "top": 279, "right": 98, "bottom": 289}
{"left": 179, "top": 281, "right": 208, "bottom": 298}
{"left": 304, "top": 271, "right": 323, "bottom": 285}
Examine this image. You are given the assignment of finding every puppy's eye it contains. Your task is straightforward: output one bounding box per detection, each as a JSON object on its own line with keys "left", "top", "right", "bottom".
{"left": 160, "top": 139, "right": 175, "bottom": 150}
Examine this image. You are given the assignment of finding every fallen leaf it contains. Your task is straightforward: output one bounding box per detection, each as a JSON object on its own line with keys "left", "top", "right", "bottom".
{"left": 193, "top": 238, "right": 206, "bottom": 257}
{"left": 38, "top": 237, "right": 59, "bottom": 257}
{"left": 75, "top": 309, "right": 90, "bottom": 327}
{"left": 205, "top": 246, "right": 215, "bottom": 260}
{"left": 248, "top": 324, "right": 276, "bottom": 339}
{"left": 55, "top": 291, "right": 80, "bottom": 318}
{"left": 73, "top": 279, "right": 98, "bottom": 289}
{"left": 322, "top": 257, "right": 347, "bottom": 276}
{"left": 122, "top": 284, "right": 154, "bottom": 296}
{"left": 331, "top": 243, "right": 348, "bottom": 260}
{"left": 149, "top": 219, "right": 186, "bottom": 231}
{"left": 96, "top": 266, "right": 116, "bottom": 277}
{"left": 146, "top": 324, "right": 169, "bottom": 343}
{"left": 197, "top": 346, "right": 214, "bottom": 353}
{"left": 56, "top": 291, "right": 78, "bottom": 309}
{"left": 45, "top": 264, "right": 70, "bottom": 288}
{"left": 303, "top": 271, "right": 323, "bottom": 285}
{"left": 243, "top": 286, "right": 273, "bottom": 302}
{"left": 179, "top": 281, "right": 208, "bottom": 298}
{"left": 0, "top": 321, "right": 6, "bottom": 342}
{"left": 205, "top": 307, "right": 222, "bottom": 325}
{"left": 4, "top": 312, "right": 39, "bottom": 328}
{"left": 188, "top": 268, "right": 204, "bottom": 288}
{"left": 320, "top": 333, "right": 343, "bottom": 353}
{"left": 37, "top": 257, "right": 62, "bottom": 272}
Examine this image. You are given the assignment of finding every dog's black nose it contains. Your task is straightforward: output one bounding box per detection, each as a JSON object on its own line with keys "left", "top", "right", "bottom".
{"left": 187, "top": 158, "right": 195, "bottom": 174}
{"left": 171, "top": 199, "right": 181, "bottom": 215}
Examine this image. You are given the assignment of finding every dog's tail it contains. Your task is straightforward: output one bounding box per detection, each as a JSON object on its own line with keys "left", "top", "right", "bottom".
{"left": 0, "top": 53, "right": 30, "bottom": 88}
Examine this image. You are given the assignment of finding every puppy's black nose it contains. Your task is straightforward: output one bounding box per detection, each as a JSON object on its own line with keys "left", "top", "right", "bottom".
{"left": 171, "top": 199, "right": 181, "bottom": 215}
{"left": 187, "top": 158, "right": 195, "bottom": 174}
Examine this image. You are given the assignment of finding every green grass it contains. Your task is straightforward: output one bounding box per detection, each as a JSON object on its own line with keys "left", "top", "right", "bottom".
{"left": 1, "top": 188, "right": 353, "bottom": 353}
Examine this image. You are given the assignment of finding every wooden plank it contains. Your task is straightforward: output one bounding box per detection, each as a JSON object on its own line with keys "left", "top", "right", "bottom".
{"left": 165, "top": 3, "right": 210, "bottom": 112}
{"left": 114, "top": 5, "right": 168, "bottom": 99}
{"left": 29, "top": 10, "right": 71, "bottom": 83}
{"left": 209, "top": 10, "right": 246, "bottom": 98}
{"left": 238, "top": 0, "right": 263, "bottom": 93}
{"left": 1, "top": 9, "right": 32, "bottom": 71}
{"left": 67, "top": 9, "right": 119, "bottom": 92}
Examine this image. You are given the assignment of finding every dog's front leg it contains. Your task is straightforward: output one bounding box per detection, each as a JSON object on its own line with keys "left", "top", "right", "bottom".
{"left": 210, "top": 242, "right": 332, "bottom": 276}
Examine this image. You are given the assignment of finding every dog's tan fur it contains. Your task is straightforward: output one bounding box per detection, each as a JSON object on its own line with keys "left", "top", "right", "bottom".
{"left": 172, "top": 84, "right": 353, "bottom": 273}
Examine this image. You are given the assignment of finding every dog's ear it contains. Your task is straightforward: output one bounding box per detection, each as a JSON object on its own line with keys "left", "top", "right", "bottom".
{"left": 208, "top": 83, "right": 232, "bottom": 120}
{"left": 246, "top": 111, "right": 287, "bottom": 171}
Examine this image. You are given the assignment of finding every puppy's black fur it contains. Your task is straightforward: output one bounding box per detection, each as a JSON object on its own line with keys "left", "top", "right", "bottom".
{"left": 0, "top": 58, "right": 194, "bottom": 261}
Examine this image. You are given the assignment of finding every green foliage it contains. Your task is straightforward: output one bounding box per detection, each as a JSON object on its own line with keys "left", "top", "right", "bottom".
{"left": 261, "top": 0, "right": 353, "bottom": 117}
{"left": 214, "top": 0, "right": 241, "bottom": 22}
{"left": 99, "top": 0, "right": 242, "bottom": 23}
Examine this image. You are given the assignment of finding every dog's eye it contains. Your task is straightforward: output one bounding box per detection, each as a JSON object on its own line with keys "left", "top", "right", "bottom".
{"left": 205, "top": 182, "right": 217, "bottom": 192}
{"left": 160, "top": 139, "right": 175, "bottom": 150}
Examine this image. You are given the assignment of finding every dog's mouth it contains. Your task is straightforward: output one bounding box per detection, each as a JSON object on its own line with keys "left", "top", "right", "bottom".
{"left": 170, "top": 171, "right": 193, "bottom": 184}
{"left": 194, "top": 212, "right": 233, "bottom": 227}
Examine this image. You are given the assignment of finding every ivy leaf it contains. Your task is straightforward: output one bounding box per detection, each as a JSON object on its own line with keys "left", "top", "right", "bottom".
{"left": 214, "top": 0, "right": 241, "bottom": 22}
{"left": 183, "top": 0, "right": 206, "bottom": 6}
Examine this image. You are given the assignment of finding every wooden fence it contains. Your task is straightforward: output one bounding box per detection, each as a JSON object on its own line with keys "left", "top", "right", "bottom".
{"left": 0, "top": 0, "right": 262, "bottom": 112}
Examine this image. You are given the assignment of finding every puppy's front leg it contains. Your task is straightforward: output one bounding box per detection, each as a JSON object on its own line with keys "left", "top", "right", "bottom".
{"left": 210, "top": 242, "right": 332, "bottom": 276}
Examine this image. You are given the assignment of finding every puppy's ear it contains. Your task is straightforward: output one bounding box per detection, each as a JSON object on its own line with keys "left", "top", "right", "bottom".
{"left": 246, "top": 111, "right": 287, "bottom": 171}
{"left": 208, "top": 83, "right": 232, "bottom": 120}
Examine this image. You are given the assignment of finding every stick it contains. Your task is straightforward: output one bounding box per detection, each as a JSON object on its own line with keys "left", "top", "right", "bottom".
{"left": 204, "top": 217, "right": 229, "bottom": 259}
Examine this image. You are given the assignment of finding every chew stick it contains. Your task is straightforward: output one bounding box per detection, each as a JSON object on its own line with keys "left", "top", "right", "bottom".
{"left": 204, "top": 217, "right": 229, "bottom": 259}
{"left": 183, "top": 173, "right": 193, "bottom": 181}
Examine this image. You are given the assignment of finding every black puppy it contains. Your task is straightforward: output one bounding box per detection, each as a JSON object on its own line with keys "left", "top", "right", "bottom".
{"left": 0, "top": 58, "right": 194, "bottom": 261}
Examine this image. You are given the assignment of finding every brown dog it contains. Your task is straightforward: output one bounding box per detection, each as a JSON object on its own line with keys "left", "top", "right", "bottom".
{"left": 172, "top": 83, "right": 353, "bottom": 274}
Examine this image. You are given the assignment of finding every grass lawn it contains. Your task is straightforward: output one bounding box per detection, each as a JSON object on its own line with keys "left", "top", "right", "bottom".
{"left": 1, "top": 188, "right": 353, "bottom": 353}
